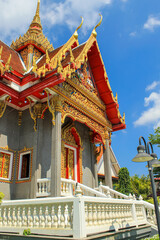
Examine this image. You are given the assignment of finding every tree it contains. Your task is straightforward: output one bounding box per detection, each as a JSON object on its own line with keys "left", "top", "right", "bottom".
{"left": 0, "top": 192, "right": 4, "bottom": 203}
{"left": 149, "top": 127, "right": 160, "bottom": 178}
{"left": 131, "top": 174, "right": 151, "bottom": 200}
{"left": 116, "top": 167, "right": 131, "bottom": 195}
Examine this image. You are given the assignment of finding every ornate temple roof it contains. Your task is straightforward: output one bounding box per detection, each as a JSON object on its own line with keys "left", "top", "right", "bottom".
{"left": 10, "top": 0, "right": 53, "bottom": 53}
{"left": 0, "top": 0, "right": 126, "bottom": 134}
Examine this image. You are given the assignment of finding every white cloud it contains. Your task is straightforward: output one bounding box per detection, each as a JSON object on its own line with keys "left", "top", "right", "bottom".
{"left": 42, "top": 0, "right": 112, "bottom": 34}
{"left": 144, "top": 15, "right": 160, "bottom": 31}
{"left": 146, "top": 81, "right": 160, "bottom": 91}
{"left": 0, "top": 0, "right": 36, "bottom": 43}
{"left": 0, "top": 0, "right": 128, "bottom": 44}
{"left": 134, "top": 92, "right": 160, "bottom": 127}
{"left": 129, "top": 31, "right": 136, "bottom": 37}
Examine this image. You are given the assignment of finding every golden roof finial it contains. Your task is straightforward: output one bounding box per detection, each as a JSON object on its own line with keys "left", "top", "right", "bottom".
{"left": 29, "top": 0, "right": 42, "bottom": 32}
{"left": 92, "top": 14, "right": 103, "bottom": 37}
{"left": 0, "top": 46, "right": 3, "bottom": 59}
{"left": 73, "top": 17, "right": 84, "bottom": 39}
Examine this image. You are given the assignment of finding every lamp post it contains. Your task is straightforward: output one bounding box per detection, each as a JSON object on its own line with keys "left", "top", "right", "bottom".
{"left": 132, "top": 136, "right": 160, "bottom": 238}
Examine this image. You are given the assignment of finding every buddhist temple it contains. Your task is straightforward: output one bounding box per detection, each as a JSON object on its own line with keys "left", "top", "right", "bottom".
{"left": 0, "top": 0, "right": 126, "bottom": 200}
{"left": 0, "top": 1, "right": 157, "bottom": 239}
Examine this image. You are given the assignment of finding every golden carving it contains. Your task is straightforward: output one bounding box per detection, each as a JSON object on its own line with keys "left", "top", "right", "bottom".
{"left": 92, "top": 14, "right": 103, "bottom": 37}
{"left": 11, "top": 0, "right": 53, "bottom": 52}
{"left": 73, "top": 17, "right": 84, "bottom": 39}
{"left": 61, "top": 102, "right": 108, "bottom": 143}
{"left": 27, "top": 98, "right": 47, "bottom": 131}
{"left": 0, "top": 50, "right": 12, "bottom": 75}
{"left": 18, "top": 111, "right": 22, "bottom": 126}
{"left": 0, "top": 96, "right": 10, "bottom": 118}
{"left": 62, "top": 82, "right": 106, "bottom": 119}
{"left": 0, "top": 46, "right": 3, "bottom": 59}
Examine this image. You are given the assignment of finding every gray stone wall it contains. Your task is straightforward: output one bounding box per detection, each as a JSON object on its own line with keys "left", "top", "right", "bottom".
{"left": 0, "top": 107, "right": 19, "bottom": 200}
{"left": 0, "top": 107, "right": 97, "bottom": 200}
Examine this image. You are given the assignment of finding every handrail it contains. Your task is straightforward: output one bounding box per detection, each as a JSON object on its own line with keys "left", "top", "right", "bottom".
{"left": 61, "top": 178, "right": 107, "bottom": 198}
{"left": 98, "top": 184, "right": 130, "bottom": 199}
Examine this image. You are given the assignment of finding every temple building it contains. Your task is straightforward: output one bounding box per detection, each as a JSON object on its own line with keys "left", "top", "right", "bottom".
{"left": 0, "top": 0, "right": 126, "bottom": 200}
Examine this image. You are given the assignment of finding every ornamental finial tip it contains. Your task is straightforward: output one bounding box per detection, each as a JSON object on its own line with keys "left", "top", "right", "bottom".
{"left": 92, "top": 14, "right": 103, "bottom": 37}
{"left": 73, "top": 17, "right": 84, "bottom": 39}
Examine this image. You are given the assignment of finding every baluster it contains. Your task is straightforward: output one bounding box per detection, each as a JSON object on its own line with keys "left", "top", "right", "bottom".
{"left": 17, "top": 207, "right": 22, "bottom": 227}
{"left": 3, "top": 208, "right": 7, "bottom": 227}
{"left": 109, "top": 205, "right": 113, "bottom": 225}
{"left": 8, "top": 207, "right": 12, "bottom": 227}
{"left": 85, "top": 205, "right": 89, "bottom": 226}
{"left": 12, "top": 207, "right": 17, "bottom": 227}
{"left": 22, "top": 207, "right": 27, "bottom": 227}
{"left": 51, "top": 206, "right": 58, "bottom": 228}
{"left": 101, "top": 204, "right": 105, "bottom": 225}
{"left": 42, "top": 182, "right": 44, "bottom": 194}
{"left": 34, "top": 207, "right": 39, "bottom": 228}
{"left": 105, "top": 204, "right": 109, "bottom": 225}
{"left": 60, "top": 206, "right": 65, "bottom": 228}
{"left": 92, "top": 204, "right": 97, "bottom": 225}
{"left": 88, "top": 204, "right": 93, "bottom": 226}
{"left": 45, "top": 206, "right": 51, "bottom": 228}
{"left": 28, "top": 207, "right": 33, "bottom": 228}
{"left": 64, "top": 205, "right": 70, "bottom": 228}
{"left": 39, "top": 182, "right": 41, "bottom": 194}
{"left": 97, "top": 204, "right": 102, "bottom": 225}
{"left": 39, "top": 206, "right": 45, "bottom": 228}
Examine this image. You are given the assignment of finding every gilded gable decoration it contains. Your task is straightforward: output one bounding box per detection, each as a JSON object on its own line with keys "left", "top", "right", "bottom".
{"left": 0, "top": 96, "right": 10, "bottom": 118}
{"left": 27, "top": 98, "right": 47, "bottom": 131}
{"left": 0, "top": 47, "right": 12, "bottom": 76}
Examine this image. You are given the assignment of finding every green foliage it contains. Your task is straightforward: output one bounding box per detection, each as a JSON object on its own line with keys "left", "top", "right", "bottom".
{"left": 146, "top": 197, "right": 160, "bottom": 204}
{"left": 116, "top": 167, "right": 131, "bottom": 195}
{"left": 130, "top": 174, "right": 151, "bottom": 200}
{"left": 0, "top": 192, "right": 4, "bottom": 203}
{"left": 23, "top": 229, "right": 31, "bottom": 236}
{"left": 149, "top": 127, "right": 160, "bottom": 178}
{"left": 149, "top": 127, "right": 160, "bottom": 147}
{"left": 142, "top": 234, "right": 159, "bottom": 240}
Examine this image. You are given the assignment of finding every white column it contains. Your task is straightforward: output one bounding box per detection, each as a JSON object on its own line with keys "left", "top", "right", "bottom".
{"left": 103, "top": 139, "right": 112, "bottom": 188}
{"left": 50, "top": 96, "right": 62, "bottom": 197}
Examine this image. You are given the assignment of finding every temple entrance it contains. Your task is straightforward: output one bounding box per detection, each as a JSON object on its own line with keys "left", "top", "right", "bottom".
{"left": 64, "top": 145, "right": 77, "bottom": 181}
{"left": 61, "top": 124, "right": 82, "bottom": 183}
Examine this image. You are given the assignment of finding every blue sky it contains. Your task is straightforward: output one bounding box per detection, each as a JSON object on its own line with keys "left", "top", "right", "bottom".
{"left": 0, "top": 0, "right": 160, "bottom": 176}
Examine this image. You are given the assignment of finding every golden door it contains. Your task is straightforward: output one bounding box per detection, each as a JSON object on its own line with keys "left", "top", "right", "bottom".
{"left": 65, "top": 146, "right": 75, "bottom": 180}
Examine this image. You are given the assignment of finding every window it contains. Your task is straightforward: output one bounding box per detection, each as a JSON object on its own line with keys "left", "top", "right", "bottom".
{"left": 18, "top": 151, "right": 31, "bottom": 180}
{"left": 0, "top": 150, "right": 13, "bottom": 180}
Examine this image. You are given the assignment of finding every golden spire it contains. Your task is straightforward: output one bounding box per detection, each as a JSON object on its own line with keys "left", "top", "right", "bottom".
{"left": 92, "top": 14, "right": 103, "bottom": 37}
{"left": 73, "top": 17, "right": 84, "bottom": 39}
{"left": 29, "top": 0, "right": 42, "bottom": 32}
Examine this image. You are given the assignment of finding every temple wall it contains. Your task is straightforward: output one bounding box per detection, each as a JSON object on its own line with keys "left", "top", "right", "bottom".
{"left": 0, "top": 107, "right": 19, "bottom": 200}
{"left": 0, "top": 108, "right": 97, "bottom": 200}
{"left": 15, "top": 109, "right": 52, "bottom": 199}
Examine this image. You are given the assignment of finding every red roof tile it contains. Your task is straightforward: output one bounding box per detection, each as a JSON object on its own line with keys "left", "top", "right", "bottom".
{"left": 0, "top": 41, "right": 24, "bottom": 75}
{"left": 37, "top": 45, "right": 63, "bottom": 68}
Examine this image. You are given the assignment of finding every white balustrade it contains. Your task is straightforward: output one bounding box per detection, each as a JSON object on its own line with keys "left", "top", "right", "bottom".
{"left": 0, "top": 194, "right": 158, "bottom": 239}
{"left": 36, "top": 178, "right": 51, "bottom": 197}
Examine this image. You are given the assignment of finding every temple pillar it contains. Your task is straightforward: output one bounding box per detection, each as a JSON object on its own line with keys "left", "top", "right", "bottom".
{"left": 90, "top": 143, "right": 98, "bottom": 188}
{"left": 30, "top": 118, "right": 43, "bottom": 199}
{"left": 103, "top": 139, "right": 112, "bottom": 188}
{"left": 50, "top": 96, "right": 62, "bottom": 197}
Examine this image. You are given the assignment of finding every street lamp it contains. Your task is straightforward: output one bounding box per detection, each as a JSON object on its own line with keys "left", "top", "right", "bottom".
{"left": 132, "top": 136, "right": 160, "bottom": 238}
